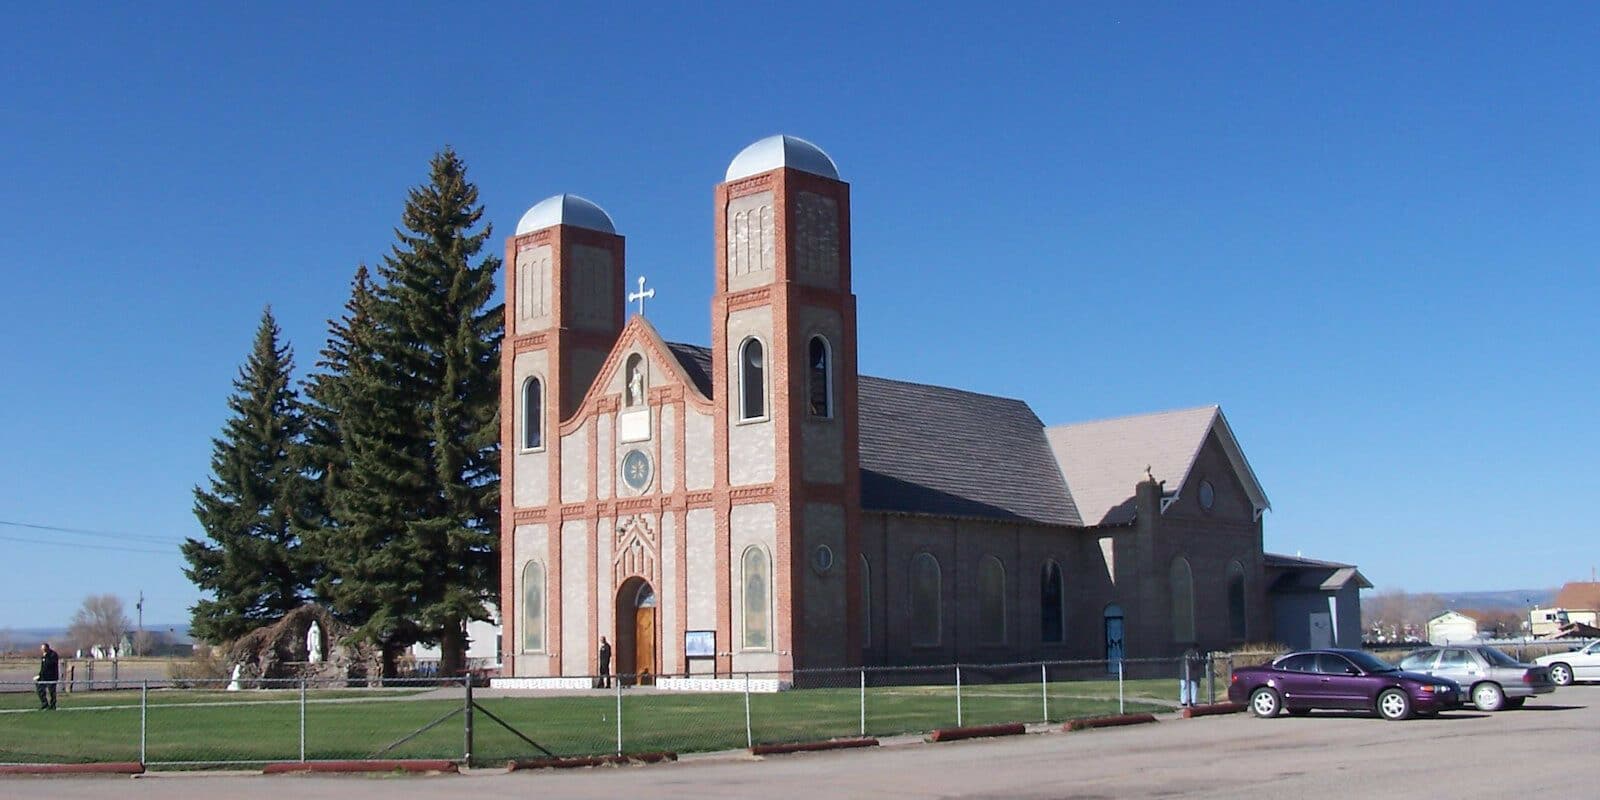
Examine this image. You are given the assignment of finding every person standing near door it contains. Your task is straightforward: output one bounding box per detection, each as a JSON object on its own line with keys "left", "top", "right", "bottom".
{"left": 36, "top": 642, "right": 60, "bottom": 710}
{"left": 598, "top": 636, "right": 612, "bottom": 688}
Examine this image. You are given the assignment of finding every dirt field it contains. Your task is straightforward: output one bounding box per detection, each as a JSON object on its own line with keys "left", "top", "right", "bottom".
{"left": 8, "top": 684, "right": 1597, "bottom": 799}
{"left": 0, "top": 658, "right": 177, "bottom": 689}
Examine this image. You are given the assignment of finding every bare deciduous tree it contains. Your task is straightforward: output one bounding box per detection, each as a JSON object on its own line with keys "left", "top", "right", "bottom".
{"left": 67, "top": 594, "right": 131, "bottom": 652}
{"left": 1363, "top": 588, "right": 1444, "bottom": 641}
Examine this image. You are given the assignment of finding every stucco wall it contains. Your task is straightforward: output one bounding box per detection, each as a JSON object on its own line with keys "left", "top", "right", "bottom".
{"left": 726, "top": 306, "right": 775, "bottom": 486}
{"left": 511, "top": 350, "right": 550, "bottom": 508}
{"left": 561, "top": 520, "right": 589, "bottom": 673}
{"left": 561, "top": 421, "right": 589, "bottom": 503}
{"left": 730, "top": 502, "right": 779, "bottom": 673}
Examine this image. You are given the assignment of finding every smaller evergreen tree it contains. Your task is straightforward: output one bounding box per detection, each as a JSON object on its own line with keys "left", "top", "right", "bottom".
{"left": 184, "top": 308, "right": 316, "bottom": 643}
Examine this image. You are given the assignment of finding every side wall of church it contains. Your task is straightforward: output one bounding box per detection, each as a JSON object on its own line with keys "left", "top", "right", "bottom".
{"left": 857, "top": 512, "right": 1125, "bottom": 666}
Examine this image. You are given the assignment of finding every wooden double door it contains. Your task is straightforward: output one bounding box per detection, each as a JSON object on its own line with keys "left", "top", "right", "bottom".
{"left": 616, "top": 578, "right": 658, "bottom": 685}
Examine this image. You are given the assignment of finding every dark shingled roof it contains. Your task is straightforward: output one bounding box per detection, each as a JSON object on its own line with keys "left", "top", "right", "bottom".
{"left": 667, "top": 343, "right": 1081, "bottom": 527}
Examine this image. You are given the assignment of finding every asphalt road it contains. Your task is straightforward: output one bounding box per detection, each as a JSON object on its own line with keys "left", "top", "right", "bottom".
{"left": 13, "top": 685, "right": 1599, "bottom": 799}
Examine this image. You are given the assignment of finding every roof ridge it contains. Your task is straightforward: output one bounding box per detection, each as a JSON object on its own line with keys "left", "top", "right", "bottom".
{"left": 663, "top": 340, "right": 1038, "bottom": 408}
{"left": 1048, "top": 404, "right": 1220, "bottom": 430}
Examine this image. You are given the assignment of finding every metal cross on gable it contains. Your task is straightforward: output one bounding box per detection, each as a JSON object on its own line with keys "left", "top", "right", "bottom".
{"left": 628, "top": 275, "right": 655, "bottom": 317}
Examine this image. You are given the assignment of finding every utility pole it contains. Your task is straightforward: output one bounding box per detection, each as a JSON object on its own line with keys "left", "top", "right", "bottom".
{"left": 136, "top": 591, "right": 144, "bottom": 654}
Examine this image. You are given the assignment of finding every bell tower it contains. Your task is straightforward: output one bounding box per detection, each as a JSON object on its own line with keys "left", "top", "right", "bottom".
{"left": 711, "top": 136, "right": 862, "bottom": 673}
{"left": 501, "top": 193, "right": 625, "bottom": 676}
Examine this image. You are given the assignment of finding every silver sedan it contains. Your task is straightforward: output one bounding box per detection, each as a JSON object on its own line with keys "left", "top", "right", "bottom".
{"left": 1398, "top": 646, "right": 1556, "bottom": 711}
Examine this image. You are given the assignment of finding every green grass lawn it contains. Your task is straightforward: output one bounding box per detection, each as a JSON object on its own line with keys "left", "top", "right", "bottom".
{"left": 0, "top": 679, "right": 1171, "bottom": 768}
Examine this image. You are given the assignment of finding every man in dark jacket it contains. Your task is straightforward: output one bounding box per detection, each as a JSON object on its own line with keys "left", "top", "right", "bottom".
{"left": 598, "top": 637, "right": 612, "bottom": 688}
{"left": 36, "top": 642, "right": 60, "bottom": 710}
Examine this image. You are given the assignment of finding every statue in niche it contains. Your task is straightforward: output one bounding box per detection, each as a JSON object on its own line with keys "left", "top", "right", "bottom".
{"left": 626, "top": 359, "right": 645, "bottom": 407}
{"left": 306, "top": 621, "right": 323, "bottom": 663}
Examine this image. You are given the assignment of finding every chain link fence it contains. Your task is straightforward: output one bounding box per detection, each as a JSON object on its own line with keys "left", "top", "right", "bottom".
{"left": 20, "top": 639, "right": 1589, "bottom": 769}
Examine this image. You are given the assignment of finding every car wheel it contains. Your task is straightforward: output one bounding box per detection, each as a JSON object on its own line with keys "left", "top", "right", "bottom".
{"left": 1249, "top": 687, "right": 1281, "bottom": 718}
{"left": 1472, "top": 682, "right": 1504, "bottom": 712}
{"left": 1505, "top": 697, "right": 1526, "bottom": 709}
{"left": 1377, "top": 688, "right": 1412, "bottom": 721}
{"left": 1548, "top": 663, "right": 1573, "bottom": 686}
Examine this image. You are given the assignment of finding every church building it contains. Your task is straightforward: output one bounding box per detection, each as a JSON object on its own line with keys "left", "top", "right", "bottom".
{"left": 499, "top": 135, "right": 1276, "bottom": 681}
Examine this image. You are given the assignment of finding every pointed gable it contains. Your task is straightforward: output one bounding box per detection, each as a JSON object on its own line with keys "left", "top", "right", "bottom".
{"left": 1045, "top": 405, "right": 1270, "bottom": 526}
{"left": 565, "top": 317, "right": 714, "bottom": 421}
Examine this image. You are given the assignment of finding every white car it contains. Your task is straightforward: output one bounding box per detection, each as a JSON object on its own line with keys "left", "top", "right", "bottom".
{"left": 1533, "top": 640, "right": 1600, "bottom": 686}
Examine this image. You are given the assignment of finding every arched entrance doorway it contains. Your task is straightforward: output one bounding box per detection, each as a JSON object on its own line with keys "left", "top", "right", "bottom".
{"left": 616, "top": 578, "right": 658, "bottom": 685}
{"left": 1104, "top": 603, "right": 1125, "bottom": 674}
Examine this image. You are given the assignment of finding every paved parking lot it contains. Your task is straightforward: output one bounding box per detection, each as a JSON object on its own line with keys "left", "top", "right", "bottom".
{"left": 15, "top": 685, "right": 1600, "bottom": 799}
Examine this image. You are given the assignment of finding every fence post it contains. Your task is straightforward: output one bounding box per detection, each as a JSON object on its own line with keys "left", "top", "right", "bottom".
{"left": 1117, "top": 658, "right": 1124, "bottom": 716}
{"left": 1041, "top": 663, "right": 1049, "bottom": 723}
{"left": 859, "top": 669, "right": 866, "bottom": 737}
{"left": 1207, "top": 654, "right": 1216, "bottom": 705}
{"left": 463, "top": 675, "right": 474, "bottom": 767}
{"left": 744, "top": 672, "right": 753, "bottom": 748}
{"left": 615, "top": 672, "right": 623, "bottom": 756}
{"left": 139, "top": 680, "right": 147, "bottom": 765}
{"left": 299, "top": 678, "right": 307, "bottom": 762}
{"left": 955, "top": 665, "right": 963, "bottom": 728}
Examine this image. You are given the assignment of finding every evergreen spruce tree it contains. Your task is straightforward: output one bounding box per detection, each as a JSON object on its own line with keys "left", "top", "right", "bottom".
{"left": 310, "top": 149, "right": 502, "bottom": 676}
{"left": 184, "top": 308, "right": 316, "bottom": 643}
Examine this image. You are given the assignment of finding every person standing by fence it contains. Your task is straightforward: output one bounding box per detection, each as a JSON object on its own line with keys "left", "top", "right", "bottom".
{"left": 35, "top": 642, "right": 60, "bottom": 710}
{"left": 1180, "top": 647, "right": 1203, "bottom": 707}
{"left": 598, "top": 636, "right": 612, "bottom": 688}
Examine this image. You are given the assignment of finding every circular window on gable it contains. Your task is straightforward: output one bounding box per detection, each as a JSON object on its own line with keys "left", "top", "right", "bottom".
{"left": 1198, "top": 480, "right": 1216, "bottom": 511}
{"left": 621, "top": 449, "right": 653, "bottom": 493}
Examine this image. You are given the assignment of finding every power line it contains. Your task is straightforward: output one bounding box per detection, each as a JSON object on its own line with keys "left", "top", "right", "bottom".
{"left": 0, "top": 519, "right": 189, "bottom": 546}
{"left": 0, "top": 532, "right": 176, "bottom": 556}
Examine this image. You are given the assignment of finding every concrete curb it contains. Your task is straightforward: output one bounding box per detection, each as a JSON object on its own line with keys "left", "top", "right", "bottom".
{"left": 506, "top": 752, "right": 677, "bottom": 771}
{"left": 751, "top": 738, "right": 879, "bottom": 756}
{"left": 0, "top": 762, "right": 145, "bottom": 776}
{"left": 1063, "top": 713, "right": 1159, "bottom": 731}
{"left": 1180, "top": 702, "right": 1243, "bottom": 718}
{"left": 928, "top": 722, "right": 1027, "bottom": 742}
{"left": 261, "top": 760, "right": 459, "bottom": 775}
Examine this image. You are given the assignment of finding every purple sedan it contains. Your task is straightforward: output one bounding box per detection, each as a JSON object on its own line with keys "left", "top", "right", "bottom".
{"left": 1228, "top": 649, "right": 1462, "bottom": 720}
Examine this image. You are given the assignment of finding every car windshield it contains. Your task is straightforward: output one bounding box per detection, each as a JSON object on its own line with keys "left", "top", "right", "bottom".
{"left": 1344, "top": 651, "right": 1397, "bottom": 673}
{"left": 1479, "top": 647, "right": 1521, "bottom": 667}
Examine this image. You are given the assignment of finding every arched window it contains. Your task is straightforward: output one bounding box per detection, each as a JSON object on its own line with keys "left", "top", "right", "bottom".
{"left": 521, "top": 377, "right": 543, "bottom": 450}
{"left": 860, "top": 554, "right": 872, "bottom": 649}
{"left": 1227, "top": 560, "right": 1247, "bottom": 641}
{"left": 911, "top": 552, "right": 942, "bottom": 647}
{"left": 742, "top": 546, "right": 771, "bottom": 650}
{"left": 978, "top": 555, "right": 1006, "bottom": 645}
{"left": 522, "top": 561, "right": 545, "bottom": 653}
{"left": 738, "top": 338, "right": 765, "bottom": 420}
{"left": 1170, "top": 556, "right": 1195, "bottom": 643}
{"left": 624, "top": 353, "right": 645, "bottom": 407}
{"left": 807, "top": 336, "right": 833, "bottom": 418}
{"left": 1041, "top": 560, "right": 1066, "bottom": 644}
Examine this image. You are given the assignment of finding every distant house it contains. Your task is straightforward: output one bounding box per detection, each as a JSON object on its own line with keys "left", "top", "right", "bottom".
{"left": 1426, "top": 611, "right": 1479, "bottom": 645}
{"left": 1264, "top": 553, "right": 1371, "bottom": 649}
{"left": 1531, "top": 582, "right": 1600, "bottom": 637}
{"left": 411, "top": 605, "right": 502, "bottom": 670}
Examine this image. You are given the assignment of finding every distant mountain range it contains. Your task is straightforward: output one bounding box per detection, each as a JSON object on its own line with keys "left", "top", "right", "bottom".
{"left": 1427, "top": 589, "right": 1556, "bottom": 611}
{"left": 1, "top": 624, "right": 192, "bottom": 644}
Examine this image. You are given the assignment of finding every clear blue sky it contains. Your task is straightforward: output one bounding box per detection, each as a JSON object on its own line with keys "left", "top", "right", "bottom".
{"left": 2, "top": 2, "right": 1596, "bottom": 631}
